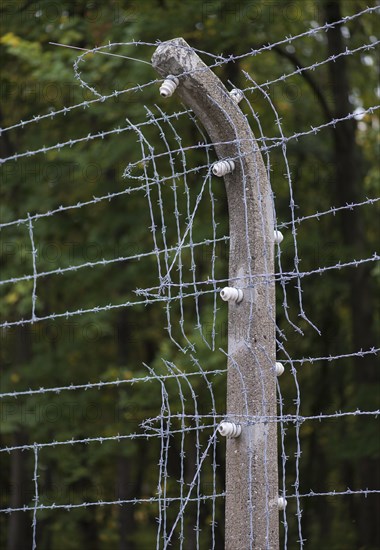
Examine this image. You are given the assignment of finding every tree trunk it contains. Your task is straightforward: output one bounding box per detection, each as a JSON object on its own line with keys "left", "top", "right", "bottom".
{"left": 7, "top": 428, "right": 32, "bottom": 550}
{"left": 117, "top": 454, "right": 137, "bottom": 550}
{"left": 7, "top": 327, "right": 32, "bottom": 550}
{"left": 323, "top": 2, "right": 380, "bottom": 547}
{"left": 116, "top": 311, "right": 137, "bottom": 550}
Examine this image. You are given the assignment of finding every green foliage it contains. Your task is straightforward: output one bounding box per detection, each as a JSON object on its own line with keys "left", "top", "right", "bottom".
{"left": 0, "top": 0, "right": 379, "bottom": 548}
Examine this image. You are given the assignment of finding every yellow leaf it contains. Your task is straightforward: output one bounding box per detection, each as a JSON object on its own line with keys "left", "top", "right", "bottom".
{"left": 0, "top": 32, "right": 21, "bottom": 47}
{"left": 5, "top": 291, "right": 19, "bottom": 304}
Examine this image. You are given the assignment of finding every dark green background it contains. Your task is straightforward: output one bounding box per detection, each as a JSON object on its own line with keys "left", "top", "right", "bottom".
{"left": 0, "top": 1, "right": 379, "bottom": 548}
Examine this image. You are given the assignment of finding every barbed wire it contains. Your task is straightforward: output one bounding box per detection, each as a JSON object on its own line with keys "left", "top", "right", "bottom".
{"left": 1, "top": 409, "right": 379, "bottom": 456}
{"left": 1, "top": 5, "right": 377, "bottom": 137}
{"left": 1, "top": 5, "right": 379, "bottom": 549}
{"left": 0, "top": 252, "right": 378, "bottom": 329}
{"left": 0, "top": 346, "right": 377, "bottom": 401}
{"left": 1, "top": 104, "right": 378, "bottom": 170}
{"left": 3, "top": 487, "right": 380, "bottom": 516}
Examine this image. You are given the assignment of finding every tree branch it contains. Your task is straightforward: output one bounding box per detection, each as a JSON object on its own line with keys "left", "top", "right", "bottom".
{"left": 271, "top": 45, "right": 334, "bottom": 122}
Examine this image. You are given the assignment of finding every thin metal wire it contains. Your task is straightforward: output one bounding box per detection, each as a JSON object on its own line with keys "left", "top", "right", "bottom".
{"left": 1, "top": 6, "right": 379, "bottom": 549}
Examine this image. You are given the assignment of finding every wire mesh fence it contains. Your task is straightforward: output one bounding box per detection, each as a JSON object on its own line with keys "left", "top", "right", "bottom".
{"left": 0, "top": 4, "right": 379, "bottom": 549}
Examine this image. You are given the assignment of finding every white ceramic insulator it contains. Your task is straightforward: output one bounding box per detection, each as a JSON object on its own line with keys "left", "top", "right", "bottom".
{"left": 275, "top": 362, "right": 284, "bottom": 376}
{"left": 218, "top": 422, "right": 242, "bottom": 438}
{"left": 220, "top": 287, "right": 243, "bottom": 304}
{"left": 274, "top": 230, "right": 284, "bottom": 245}
{"left": 212, "top": 160, "right": 235, "bottom": 177}
{"left": 159, "top": 75, "right": 179, "bottom": 98}
{"left": 230, "top": 88, "right": 244, "bottom": 104}
{"left": 278, "top": 497, "right": 287, "bottom": 510}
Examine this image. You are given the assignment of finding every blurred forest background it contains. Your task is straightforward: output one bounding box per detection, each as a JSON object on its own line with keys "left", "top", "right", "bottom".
{"left": 0, "top": 0, "right": 379, "bottom": 549}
